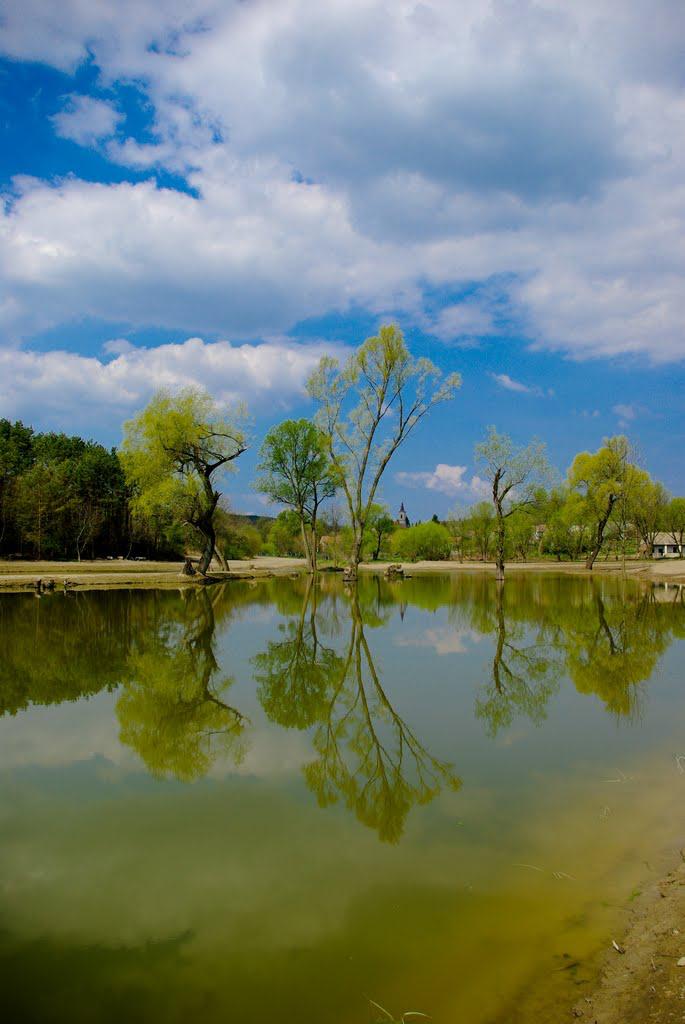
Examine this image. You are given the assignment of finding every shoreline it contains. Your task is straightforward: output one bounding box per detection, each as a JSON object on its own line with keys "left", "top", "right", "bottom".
{"left": 570, "top": 855, "right": 685, "bottom": 1023}
{"left": 0, "top": 556, "right": 683, "bottom": 592}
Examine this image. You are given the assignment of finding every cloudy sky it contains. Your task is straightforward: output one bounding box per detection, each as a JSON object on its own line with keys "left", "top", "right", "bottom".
{"left": 1, "top": 0, "right": 683, "bottom": 516}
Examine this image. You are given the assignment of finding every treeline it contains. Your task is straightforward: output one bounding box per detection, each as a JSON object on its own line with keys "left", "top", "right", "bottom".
{"left": 0, "top": 419, "right": 132, "bottom": 560}
{"left": 0, "top": 418, "right": 265, "bottom": 561}
{"left": 2, "top": 324, "right": 684, "bottom": 569}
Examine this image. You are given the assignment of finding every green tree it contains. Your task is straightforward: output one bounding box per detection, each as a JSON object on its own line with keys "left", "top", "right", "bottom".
{"left": 121, "top": 388, "right": 248, "bottom": 575}
{"left": 267, "top": 509, "right": 304, "bottom": 556}
{"left": 568, "top": 436, "right": 637, "bottom": 570}
{"left": 366, "top": 503, "right": 395, "bottom": 560}
{"left": 474, "top": 428, "right": 551, "bottom": 581}
{"left": 665, "top": 497, "right": 685, "bottom": 557}
{"left": 463, "top": 501, "right": 496, "bottom": 561}
{"left": 391, "top": 520, "right": 452, "bottom": 560}
{"left": 254, "top": 419, "right": 335, "bottom": 572}
{"left": 307, "top": 324, "right": 460, "bottom": 579}
{"left": 630, "top": 477, "right": 669, "bottom": 558}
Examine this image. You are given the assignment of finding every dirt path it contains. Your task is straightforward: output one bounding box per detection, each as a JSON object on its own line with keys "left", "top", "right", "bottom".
{"left": 572, "top": 859, "right": 685, "bottom": 1023}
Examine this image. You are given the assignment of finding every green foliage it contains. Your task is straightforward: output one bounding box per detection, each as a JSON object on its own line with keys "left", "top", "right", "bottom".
{"left": 268, "top": 509, "right": 304, "bottom": 557}
{"left": 366, "top": 503, "right": 395, "bottom": 560}
{"left": 391, "top": 520, "right": 452, "bottom": 561}
{"left": 475, "top": 426, "right": 552, "bottom": 575}
{"left": 307, "top": 324, "right": 460, "bottom": 569}
{"left": 0, "top": 418, "right": 129, "bottom": 559}
{"left": 121, "top": 388, "right": 248, "bottom": 572}
{"left": 254, "top": 418, "right": 335, "bottom": 571}
{"left": 568, "top": 436, "right": 641, "bottom": 566}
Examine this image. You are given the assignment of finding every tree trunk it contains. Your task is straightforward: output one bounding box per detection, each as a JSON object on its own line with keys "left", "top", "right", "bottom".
{"left": 585, "top": 496, "right": 616, "bottom": 570}
{"left": 197, "top": 518, "right": 216, "bottom": 576}
{"left": 347, "top": 528, "right": 364, "bottom": 581}
{"left": 300, "top": 519, "right": 315, "bottom": 573}
{"left": 495, "top": 508, "right": 505, "bottom": 582}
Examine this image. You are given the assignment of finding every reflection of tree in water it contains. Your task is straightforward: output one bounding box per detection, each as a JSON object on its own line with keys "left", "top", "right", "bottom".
{"left": 254, "top": 582, "right": 461, "bottom": 844}
{"left": 564, "top": 588, "right": 669, "bottom": 718}
{"left": 253, "top": 578, "right": 341, "bottom": 729}
{"left": 116, "top": 586, "right": 247, "bottom": 780}
{"left": 467, "top": 577, "right": 679, "bottom": 732}
{"left": 475, "top": 583, "right": 561, "bottom": 737}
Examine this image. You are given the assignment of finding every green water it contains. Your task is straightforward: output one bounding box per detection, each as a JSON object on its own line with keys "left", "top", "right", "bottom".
{"left": 1, "top": 573, "right": 684, "bottom": 1023}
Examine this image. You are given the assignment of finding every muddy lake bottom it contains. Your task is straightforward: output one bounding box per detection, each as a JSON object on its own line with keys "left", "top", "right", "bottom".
{"left": 0, "top": 572, "right": 683, "bottom": 1023}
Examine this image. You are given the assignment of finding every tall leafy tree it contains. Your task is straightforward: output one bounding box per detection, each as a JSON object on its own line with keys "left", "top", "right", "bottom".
{"left": 474, "top": 428, "right": 551, "bottom": 581}
{"left": 630, "top": 477, "right": 669, "bottom": 558}
{"left": 254, "top": 419, "right": 335, "bottom": 572}
{"left": 568, "top": 436, "right": 637, "bottom": 570}
{"left": 121, "top": 388, "right": 248, "bottom": 575}
{"left": 307, "top": 324, "right": 460, "bottom": 578}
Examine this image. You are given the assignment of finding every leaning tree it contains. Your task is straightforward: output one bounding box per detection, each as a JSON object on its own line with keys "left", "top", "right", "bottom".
{"left": 121, "top": 387, "right": 248, "bottom": 576}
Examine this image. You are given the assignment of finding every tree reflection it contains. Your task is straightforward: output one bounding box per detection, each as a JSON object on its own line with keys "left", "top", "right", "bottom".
{"left": 475, "top": 583, "right": 561, "bottom": 737}
{"left": 564, "top": 587, "right": 668, "bottom": 717}
{"left": 116, "top": 586, "right": 247, "bottom": 780}
{"left": 254, "top": 582, "right": 461, "bottom": 843}
{"left": 253, "top": 577, "right": 341, "bottom": 729}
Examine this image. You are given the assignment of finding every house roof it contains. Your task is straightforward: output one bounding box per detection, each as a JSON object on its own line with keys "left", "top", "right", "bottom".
{"left": 653, "top": 532, "right": 680, "bottom": 545}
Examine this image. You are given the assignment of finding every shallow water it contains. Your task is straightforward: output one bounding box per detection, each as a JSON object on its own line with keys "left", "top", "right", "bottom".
{"left": 0, "top": 573, "right": 684, "bottom": 1023}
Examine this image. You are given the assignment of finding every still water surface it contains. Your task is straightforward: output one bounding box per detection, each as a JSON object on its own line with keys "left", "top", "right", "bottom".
{"left": 0, "top": 573, "right": 684, "bottom": 1023}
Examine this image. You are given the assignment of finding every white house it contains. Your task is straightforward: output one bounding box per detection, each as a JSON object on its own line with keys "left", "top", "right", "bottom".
{"left": 652, "top": 532, "right": 683, "bottom": 558}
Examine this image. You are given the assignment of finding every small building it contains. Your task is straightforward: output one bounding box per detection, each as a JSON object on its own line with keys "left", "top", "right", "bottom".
{"left": 396, "top": 502, "right": 410, "bottom": 529}
{"left": 652, "top": 532, "right": 682, "bottom": 558}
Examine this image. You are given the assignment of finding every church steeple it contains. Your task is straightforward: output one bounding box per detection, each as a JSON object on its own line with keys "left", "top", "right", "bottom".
{"left": 396, "top": 502, "right": 410, "bottom": 528}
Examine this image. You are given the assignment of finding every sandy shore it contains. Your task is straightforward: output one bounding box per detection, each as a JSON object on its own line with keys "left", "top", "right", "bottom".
{"left": 0, "top": 556, "right": 683, "bottom": 591}
{"left": 0, "top": 556, "right": 308, "bottom": 591}
{"left": 571, "top": 857, "right": 685, "bottom": 1023}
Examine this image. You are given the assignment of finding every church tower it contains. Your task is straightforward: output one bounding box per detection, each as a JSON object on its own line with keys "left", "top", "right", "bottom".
{"left": 396, "top": 502, "right": 410, "bottom": 528}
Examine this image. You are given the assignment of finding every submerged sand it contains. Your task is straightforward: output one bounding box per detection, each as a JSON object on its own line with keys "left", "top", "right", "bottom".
{"left": 571, "top": 858, "right": 685, "bottom": 1023}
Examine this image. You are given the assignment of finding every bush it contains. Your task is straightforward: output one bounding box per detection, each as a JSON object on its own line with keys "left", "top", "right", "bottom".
{"left": 391, "top": 521, "right": 452, "bottom": 561}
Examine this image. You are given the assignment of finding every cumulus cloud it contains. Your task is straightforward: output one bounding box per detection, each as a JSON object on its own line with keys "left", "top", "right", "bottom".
{"left": 396, "top": 464, "right": 489, "bottom": 500}
{"left": 0, "top": 336, "right": 336, "bottom": 431}
{"left": 0, "top": 1, "right": 684, "bottom": 360}
{"left": 51, "top": 94, "right": 123, "bottom": 146}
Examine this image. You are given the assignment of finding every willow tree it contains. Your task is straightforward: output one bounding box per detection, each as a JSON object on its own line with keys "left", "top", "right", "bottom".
{"left": 307, "top": 324, "right": 460, "bottom": 579}
{"left": 121, "top": 388, "right": 248, "bottom": 575}
{"left": 567, "top": 436, "right": 636, "bottom": 570}
{"left": 474, "top": 427, "right": 551, "bottom": 582}
{"left": 254, "top": 419, "right": 335, "bottom": 573}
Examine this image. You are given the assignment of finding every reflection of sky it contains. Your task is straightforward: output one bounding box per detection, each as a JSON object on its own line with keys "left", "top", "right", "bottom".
{"left": 1, "top": 580, "right": 685, "bottom": 1023}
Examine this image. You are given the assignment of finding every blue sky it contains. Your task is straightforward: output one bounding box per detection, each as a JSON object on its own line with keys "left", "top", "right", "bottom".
{"left": 0, "top": 0, "right": 683, "bottom": 518}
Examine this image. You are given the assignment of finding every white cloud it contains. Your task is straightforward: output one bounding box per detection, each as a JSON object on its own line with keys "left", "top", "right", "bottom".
{"left": 51, "top": 94, "right": 123, "bottom": 146}
{"left": 0, "top": 336, "right": 337, "bottom": 432}
{"left": 612, "top": 402, "right": 637, "bottom": 421}
{"left": 0, "top": 1, "right": 684, "bottom": 360}
{"left": 490, "top": 372, "right": 535, "bottom": 394}
{"left": 395, "top": 626, "right": 482, "bottom": 656}
{"left": 396, "top": 463, "right": 490, "bottom": 500}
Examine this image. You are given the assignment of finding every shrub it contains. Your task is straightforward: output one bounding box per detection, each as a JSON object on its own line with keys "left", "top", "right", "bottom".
{"left": 391, "top": 521, "right": 452, "bottom": 561}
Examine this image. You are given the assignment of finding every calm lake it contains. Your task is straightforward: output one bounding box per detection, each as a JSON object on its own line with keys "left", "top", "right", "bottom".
{"left": 0, "top": 573, "right": 684, "bottom": 1023}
